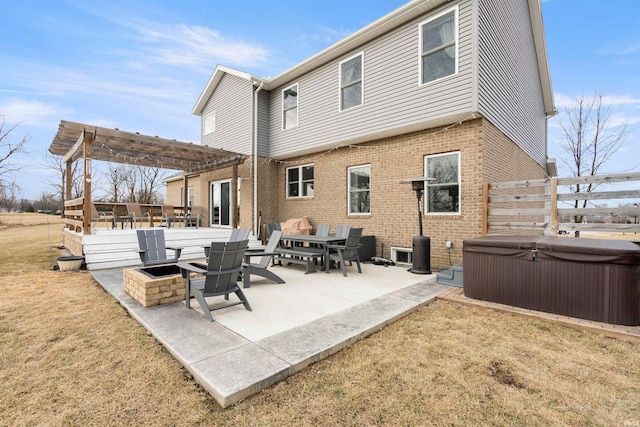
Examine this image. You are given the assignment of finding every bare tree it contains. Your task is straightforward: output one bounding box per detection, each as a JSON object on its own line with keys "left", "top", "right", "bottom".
{"left": 103, "top": 164, "right": 129, "bottom": 203}
{"left": 557, "top": 93, "right": 629, "bottom": 236}
{"left": 43, "top": 152, "right": 83, "bottom": 215}
{"left": 135, "top": 165, "right": 166, "bottom": 204}
{"left": 0, "top": 116, "right": 29, "bottom": 189}
{"left": 104, "top": 164, "right": 166, "bottom": 204}
{"left": 0, "top": 181, "right": 21, "bottom": 212}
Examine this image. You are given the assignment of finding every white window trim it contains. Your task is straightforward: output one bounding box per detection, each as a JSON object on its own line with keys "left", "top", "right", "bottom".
{"left": 391, "top": 247, "right": 413, "bottom": 266}
{"left": 418, "top": 5, "right": 459, "bottom": 87}
{"left": 286, "top": 163, "right": 314, "bottom": 199}
{"left": 338, "top": 51, "right": 365, "bottom": 112}
{"left": 203, "top": 111, "right": 216, "bottom": 135}
{"left": 282, "top": 83, "right": 299, "bottom": 130}
{"left": 347, "top": 164, "right": 371, "bottom": 216}
{"left": 424, "top": 151, "right": 461, "bottom": 215}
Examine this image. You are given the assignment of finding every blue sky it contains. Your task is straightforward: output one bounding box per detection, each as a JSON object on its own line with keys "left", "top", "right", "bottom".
{"left": 1, "top": 0, "right": 639, "bottom": 200}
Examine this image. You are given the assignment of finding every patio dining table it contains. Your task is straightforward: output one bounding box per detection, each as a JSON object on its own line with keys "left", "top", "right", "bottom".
{"left": 281, "top": 234, "right": 346, "bottom": 273}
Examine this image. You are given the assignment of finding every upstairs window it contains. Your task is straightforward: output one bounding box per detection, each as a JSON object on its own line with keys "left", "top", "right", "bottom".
{"left": 282, "top": 84, "right": 298, "bottom": 130}
{"left": 425, "top": 152, "right": 460, "bottom": 214}
{"left": 204, "top": 112, "right": 215, "bottom": 134}
{"left": 286, "top": 164, "right": 314, "bottom": 198}
{"left": 340, "top": 53, "right": 363, "bottom": 111}
{"left": 348, "top": 164, "right": 371, "bottom": 215}
{"left": 420, "top": 7, "right": 458, "bottom": 85}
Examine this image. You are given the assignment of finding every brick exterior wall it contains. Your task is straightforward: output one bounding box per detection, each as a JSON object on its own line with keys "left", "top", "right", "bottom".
{"left": 166, "top": 117, "right": 546, "bottom": 270}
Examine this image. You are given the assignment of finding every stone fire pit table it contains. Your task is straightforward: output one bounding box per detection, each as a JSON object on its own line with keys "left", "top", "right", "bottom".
{"left": 124, "top": 264, "right": 190, "bottom": 307}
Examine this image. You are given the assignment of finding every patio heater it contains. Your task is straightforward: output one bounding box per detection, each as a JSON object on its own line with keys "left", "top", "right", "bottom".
{"left": 402, "top": 177, "right": 435, "bottom": 274}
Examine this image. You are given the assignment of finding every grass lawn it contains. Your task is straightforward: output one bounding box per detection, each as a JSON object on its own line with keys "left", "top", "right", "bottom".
{"left": 1, "top": 213, "right": 639, "bottom": 426}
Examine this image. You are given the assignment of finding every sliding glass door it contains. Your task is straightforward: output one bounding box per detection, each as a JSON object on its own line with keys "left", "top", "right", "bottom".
{"left": 209, "top": 180, "right": 232, "bottom": 227}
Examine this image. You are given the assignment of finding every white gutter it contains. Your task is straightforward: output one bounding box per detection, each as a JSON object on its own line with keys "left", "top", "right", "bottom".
{"left": 252, "top": 81, "right": 265, "bottom": 236}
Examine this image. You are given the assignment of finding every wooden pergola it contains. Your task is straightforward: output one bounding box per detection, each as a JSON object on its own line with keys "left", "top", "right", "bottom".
{"left": 49, "top": 120, "right": 246, "bottom": 234}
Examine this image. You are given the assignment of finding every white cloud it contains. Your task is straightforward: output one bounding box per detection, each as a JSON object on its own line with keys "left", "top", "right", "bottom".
{"left": 0, "top": 99, "right": 70, "bottom": 127}
{"left": 554, "top": 92, "right": 640, "bottom": 109}
{"left": 596, "top": 42, "right": 640, "bottom": 56}
{"left": 133, "top": 23, "right": 270, "bottom": 73}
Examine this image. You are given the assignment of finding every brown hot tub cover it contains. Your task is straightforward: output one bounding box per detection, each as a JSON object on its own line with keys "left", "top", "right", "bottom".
{"left": 463, "top": 236, "right": 640, "bottom": 325}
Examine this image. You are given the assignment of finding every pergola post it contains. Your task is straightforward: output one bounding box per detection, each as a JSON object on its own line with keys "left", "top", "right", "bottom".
{"left": 65, "top": 160, "right": 72, "bottom": 211}
{"left": 182, "top": 175, "right": 189, "bottom": 212}
{"left": 82, "top": 130, "right": 93, "bottom": 235}
{"left": 232, "top": 164, "right": 238, "bottom": 228}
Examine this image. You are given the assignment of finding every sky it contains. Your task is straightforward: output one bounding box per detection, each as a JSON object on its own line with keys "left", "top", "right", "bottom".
{"left": 1, "top": 0, "right": 639, "bottom": 201}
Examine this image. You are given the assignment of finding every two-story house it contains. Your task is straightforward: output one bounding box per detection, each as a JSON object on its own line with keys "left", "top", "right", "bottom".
{"left": 166, "top": 0, "right": 556, "bottom": 269}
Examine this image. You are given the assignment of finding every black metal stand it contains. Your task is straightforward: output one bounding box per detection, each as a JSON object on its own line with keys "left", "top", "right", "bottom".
{"left": 410, "top": 188, "right": 431, "bottom": 274}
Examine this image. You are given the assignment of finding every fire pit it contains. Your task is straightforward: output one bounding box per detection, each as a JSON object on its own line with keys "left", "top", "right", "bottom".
{"left": 124, "top": 264, "right": 186, "bottom": 307}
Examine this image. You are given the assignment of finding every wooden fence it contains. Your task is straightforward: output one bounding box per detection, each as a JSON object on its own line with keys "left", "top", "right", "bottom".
{"left": 483, "top": 172, "right": 640, "bottom": 235}
{"left": 64, "top": 198, "right": 188, "bottom": 234}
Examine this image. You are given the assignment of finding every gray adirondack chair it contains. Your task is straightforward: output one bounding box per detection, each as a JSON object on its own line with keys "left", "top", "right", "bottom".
{"left": 230, "top": 228, "right": 251, "bottom": 241}
{"left": 305, "top": 223, "right": 331, "bottom": 263}
{"left": 315, "top": 223, "right": 330, "bottom": 237}
{"left": 242, "top": 229, "right": 285, "bottom": 288}
{"left": 178, "top": 239, "right": 251, "bottom": 322}
{"left": 335, "top": 224, "right": 352, "bottom": 239}
{"left": 136, "top": 229, "right": 182, "bottom": 266}
{"left": 267, "top": 222, "right": 284, "bottom": 265}
{"left": 326, "top": 227, "right": 363, "bottom": 277}
{"left": 203, "top": 228, "right": 251, "bottom": 260}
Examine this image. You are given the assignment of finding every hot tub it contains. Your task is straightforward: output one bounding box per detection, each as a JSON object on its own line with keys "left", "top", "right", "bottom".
{"left": 463, "top": 236, "right": 640, "bottom": 326}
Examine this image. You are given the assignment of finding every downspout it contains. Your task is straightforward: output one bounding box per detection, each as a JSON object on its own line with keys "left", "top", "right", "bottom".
{"left": 252, "top": 80, "right": 265, "bottom": 236}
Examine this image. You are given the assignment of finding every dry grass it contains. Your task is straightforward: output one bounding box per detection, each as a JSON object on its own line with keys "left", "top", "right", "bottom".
{"left": 1, "top": 216, "right": 639, "bottom": 426}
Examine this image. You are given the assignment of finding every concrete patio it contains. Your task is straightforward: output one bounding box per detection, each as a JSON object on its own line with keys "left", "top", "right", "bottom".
{"left": 91, "top": 260, "right": 451, "bottom": 407}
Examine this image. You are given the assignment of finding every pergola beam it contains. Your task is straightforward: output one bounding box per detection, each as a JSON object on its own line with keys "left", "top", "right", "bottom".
{"left": 50, "top": 120, "right": 246, "bottom": 172}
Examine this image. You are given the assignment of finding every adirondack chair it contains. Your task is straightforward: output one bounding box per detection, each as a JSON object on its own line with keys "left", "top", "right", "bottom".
{"left": 335, "top": 224, "right": 352, "bottom": 239}
{"left": 267, "top": 222, "right": 285, "bottom": 265}
{"left": 230, "top": 228, "right": 251, "bottom": 241}
{"left": 242, "top": 229, "right": 285, "bottom": 288}
{"left": 136, "top": 229, "right": 182, "bottom": 266}
{"left": 203, "top": 228, "right": 251, "bottom": 260}
{"left": 126, "top": 203, "right": 152, "bottom": 228}
{"left": 315, "top": 223, "right": 330, "bottom": 237}
{"left": 304, "top": 223, "right": 331, "bottom": 264}
{"left": 326, "top": 227, "right": 363, "bottom": 277}
{"left": 178, "top": 239, "right": 251, "bottom": 322}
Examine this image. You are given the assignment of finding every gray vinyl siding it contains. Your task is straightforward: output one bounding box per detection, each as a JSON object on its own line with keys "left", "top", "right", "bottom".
{"left": 201, "top": 73, "right": 253, "bottom": 155}
{"left": 257, "top": 89, "right": 270, "bottom": 157}
{"left": 267, "top": 1, "right": 474, "bottom": 158}
{"left": 477, "top": 0, "right": 547, "bottom": 166}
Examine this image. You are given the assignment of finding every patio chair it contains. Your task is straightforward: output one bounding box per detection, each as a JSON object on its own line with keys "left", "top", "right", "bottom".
{"left": 335, "top": 224, "right": 352, "bottom": 239}
{"left": 135, "top": 229, "right": 183, "bottom": 266}
{"left": 159, "top": 204, "right": 185, "bottom": 228}
{"left": 90, "top": 203, "right": 113, "bottom": 231}
{"left": 178, "top": 239, "right": 251, "bottom": 322}
{"left": 184, "top": 206, "right": 203, "bottom": 228}
{"left": 126, "top": 203, "right": 152, "bottom": 228}
{"left": 267, "top": 222, "right": 285, "bottom": 265}
{"left": 203, "top": 228, "right": 251, "bottom": 260}
{"left": 305, "top": 223, "right": 331, "bottom": 264}
{"left": 326, "top": 227, "right": 363, "bottom": 277}
{"left": 315, "top": 223, "right": 330, "bottom": 237}
{"left": 242, "top": 229, "right": 285, "bottom": 288}
{"left": 230, "top": 228, "right": 251, "bottom": 241}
